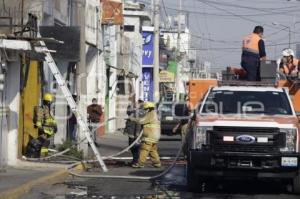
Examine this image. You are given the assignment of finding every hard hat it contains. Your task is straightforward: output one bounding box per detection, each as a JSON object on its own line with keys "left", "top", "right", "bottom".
{"left": 143, "top": 102, "right": 155, "bottom": 109}
{"left": 282, "top": 48, "right": 294, "bottom": 57}
{"left": 43, "top": 92, "right": 53, "bottom": 102}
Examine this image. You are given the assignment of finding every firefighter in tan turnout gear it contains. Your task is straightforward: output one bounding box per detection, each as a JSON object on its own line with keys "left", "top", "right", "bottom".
{"left": 27, "top": 93, "right": 57, "bottom": 157}
{"left": 130, "top": 102, "right": 161, "bottom": 168}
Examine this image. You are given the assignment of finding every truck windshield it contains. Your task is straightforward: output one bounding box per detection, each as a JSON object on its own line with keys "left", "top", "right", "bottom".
{"left": 201, "top": 90, "right": 293, "bottom": 115}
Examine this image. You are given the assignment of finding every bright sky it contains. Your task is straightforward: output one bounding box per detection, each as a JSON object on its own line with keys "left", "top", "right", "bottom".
{"left": 158, "top": 0, "right": 300, "bottom": 72}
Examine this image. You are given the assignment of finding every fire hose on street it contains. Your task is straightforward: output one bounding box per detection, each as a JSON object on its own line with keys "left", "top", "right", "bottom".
{"left": 67, "top": 127, "right": 185, "bottom": 180}
{"left": 67, "top": 144, "right": 183, "bottom": 180}
{"left": 23, "top": 116, "right": 185, "bottom": 180}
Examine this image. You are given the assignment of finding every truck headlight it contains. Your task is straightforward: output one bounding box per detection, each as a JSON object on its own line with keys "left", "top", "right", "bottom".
{"left": 195, "top": 126, "right": 212, "bottom": 149}
{"left": 280, "top": 128, "right": 297, "bottom": 152}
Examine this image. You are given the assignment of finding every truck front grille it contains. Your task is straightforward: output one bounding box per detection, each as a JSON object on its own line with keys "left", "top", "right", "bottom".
{"left": 210, "top": 127, "right": 285, "bottom": 153}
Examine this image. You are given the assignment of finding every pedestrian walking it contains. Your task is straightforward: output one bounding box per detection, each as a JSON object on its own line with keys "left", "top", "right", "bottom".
{"left": 87, "top": 98, "right": 103, "bottom": 144}
{"left": 173, "top": 97, "right": 191, "bottom": 157}
{"left": 67, "top": 94, "right": 77, "bottom": 142}
{"left": 130, "top": 102, "right": 161, "bottom": 168}
{"left": 124, "top": 99, "right": 145, "bottom": 165}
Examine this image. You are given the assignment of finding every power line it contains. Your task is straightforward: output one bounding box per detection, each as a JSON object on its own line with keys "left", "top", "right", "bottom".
{"left": 159, "top": 1, "right": 300, "bottom": 50}
{"left": 190, "top": 33, "right": 240, "bottom": 43}
{"left": 141, "top": 0, "right": 300, "bottom": 34}
{"left": 197, "top": 0, "right": 300, "bottom": 35}
{"left": 189, "top": 41, "right": 300, "bottom": 50}
{"left": 155, "top": 0, "right": 300, "bottom": 17}
{"left": 159, "top": 5, "right": 300, "bottom": 17}
{"left": 195, "top": 0, "right": 300, "bottom": 14}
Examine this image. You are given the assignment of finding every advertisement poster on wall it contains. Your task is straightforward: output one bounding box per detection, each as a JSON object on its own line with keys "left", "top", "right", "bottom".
{"left": 142, "top": 68, "right": 153, "bottom": 102}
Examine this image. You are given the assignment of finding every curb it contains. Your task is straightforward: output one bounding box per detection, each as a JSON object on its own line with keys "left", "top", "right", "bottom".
{"left": 0, "top": 165, "right": 83, "bottom": 199}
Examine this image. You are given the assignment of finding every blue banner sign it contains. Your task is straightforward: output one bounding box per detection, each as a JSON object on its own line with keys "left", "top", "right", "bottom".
{"left": 142, "top": 31, "right": 154, "bottom": 67}
{"left": 142, "top": 68, "right": 153, "bottom": 102}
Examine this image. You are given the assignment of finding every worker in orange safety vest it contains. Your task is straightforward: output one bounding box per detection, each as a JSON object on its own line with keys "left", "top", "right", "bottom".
{"left": 241, "top": 26, "right": 267, "bottom": 81}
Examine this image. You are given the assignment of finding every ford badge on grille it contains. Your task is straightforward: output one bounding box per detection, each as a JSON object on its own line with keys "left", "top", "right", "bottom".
{"left": 236, "top": 135, "right": 256, "bottom": 144}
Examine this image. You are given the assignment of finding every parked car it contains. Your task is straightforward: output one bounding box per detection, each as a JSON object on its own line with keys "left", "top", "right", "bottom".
{"left": 157, "top": 102, "right": 179, "bottom": 135}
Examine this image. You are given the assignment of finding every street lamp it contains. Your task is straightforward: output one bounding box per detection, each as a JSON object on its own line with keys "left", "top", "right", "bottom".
{"left": 272, "top": 22, "right": 291, "bottom": 48}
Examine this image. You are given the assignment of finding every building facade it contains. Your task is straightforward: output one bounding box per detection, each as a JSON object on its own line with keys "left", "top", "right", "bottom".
{"left": 0, "top": 0, "right": 108, "bottom": 163}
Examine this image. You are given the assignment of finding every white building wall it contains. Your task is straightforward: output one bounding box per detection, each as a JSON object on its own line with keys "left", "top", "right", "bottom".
{"left": 2, "top": 0, "right": 44, "bottom": 29}
{"left": 162, "top": 30, "right": 190, "bottom": 53}
{"left": 103, "top": 25, "right": 118, "bottom": 133}
{"left": 124, "top": 17, "right": 140, "bottom": 36}
{"left": 53, "top": 60, "right": 69, "bottom": 145}
{"left": 108, "top": 26, "right": 118, "bottom": 133}
{"left": 124, "top": 15, "right": 143, "bottom": 101}
{"left": 84, "top": 0, "right": 106, "bottom": 132}
{"left": 53, "top": 0, "right": 69, "bottom": 25}
{"left": 5, "top": 60, "right": 21, "bottom": 166}
{"left": 86, "top": 47, "right": 98, "bottom": 103}
{"left": 97, "top": 53, "right": 106, "bottom": 106}
{"left": 85, "top": 0, "right": 98, "bottom": 45}
{"left": 0, "top": 57, "right": 8, "bottom": 168}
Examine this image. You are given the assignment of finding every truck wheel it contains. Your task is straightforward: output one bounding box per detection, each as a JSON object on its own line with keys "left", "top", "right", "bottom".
{"left": 187, "top": 163, "right": 203, "bottom": 192}
{"left": 293, "top": 175, "right": 300, "bottom": 194}
{"left": 187, "top": 167, "right": 198, "bottom": 192}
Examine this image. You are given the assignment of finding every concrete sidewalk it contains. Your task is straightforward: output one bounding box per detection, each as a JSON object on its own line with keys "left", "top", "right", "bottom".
{"left": 0, "top": 165, "right": 69, "bottom": 199}
{"left": 0, "top": 133, "right": 181, "bottom": 199}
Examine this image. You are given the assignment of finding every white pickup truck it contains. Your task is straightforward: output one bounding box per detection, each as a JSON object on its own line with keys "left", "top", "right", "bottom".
{"left": 184, "top": 85, "right": 300, "bottom": 193}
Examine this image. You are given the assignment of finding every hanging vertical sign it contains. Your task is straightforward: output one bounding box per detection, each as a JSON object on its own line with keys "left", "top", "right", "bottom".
{"left": 142, "top": 68, "right": 153, "bottom": 102}
{"left": 142, "top": 26, "right": 154, "bottom": 67}
{"left": 142, "top": 26, "right": 154, "bottom": 101}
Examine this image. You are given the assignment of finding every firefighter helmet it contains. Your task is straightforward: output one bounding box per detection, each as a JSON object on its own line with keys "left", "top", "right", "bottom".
{"left": 43, "top": 93, "right": 53, "bottom": 102}
{"left": 143, "top": 102, "right": 155, "bottom": 109}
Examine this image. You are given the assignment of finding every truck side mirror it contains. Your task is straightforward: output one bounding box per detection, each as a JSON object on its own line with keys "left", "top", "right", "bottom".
{"left": 174, "top": 103, "right": 186, "bottom": 117}
{"left": 173, "top": 103, "right": 193, "bottom": 120}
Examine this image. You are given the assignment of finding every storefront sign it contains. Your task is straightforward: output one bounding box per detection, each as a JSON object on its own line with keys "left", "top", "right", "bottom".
{"left": 159, "top": 70, "right": 175, "bottom": 82}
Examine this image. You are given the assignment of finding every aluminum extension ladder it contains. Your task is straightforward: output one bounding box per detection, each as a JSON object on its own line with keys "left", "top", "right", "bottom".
{"left": 38, "top": 36, "right": 108, "bottom": 172}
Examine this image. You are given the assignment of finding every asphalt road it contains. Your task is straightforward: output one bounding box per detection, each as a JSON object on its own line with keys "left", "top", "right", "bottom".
{"left": 21, "top": 135, "right": 300, "bottom": 199}
{"left": 21, "top": 165, "right": 300, "bottom": 199}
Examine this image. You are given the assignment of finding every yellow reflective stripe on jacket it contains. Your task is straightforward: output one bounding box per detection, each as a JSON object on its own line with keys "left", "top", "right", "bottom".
{"left": 45, "top": 118, "right": 56, "bottom": 125}
{"left": 43, "top": 128, "right": 54, "bottom": 136}
{"left": 144, "top": 124, "right": 160, "bottom": 128}
{"left": 41, "top": 147, "right": 48, "bottom": 153}
{"left": 36, "top": 121, "right": 42, "bottom": 128}
{"left": 143, "top": 137, "right": 158, "bottom": 143}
